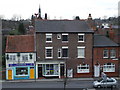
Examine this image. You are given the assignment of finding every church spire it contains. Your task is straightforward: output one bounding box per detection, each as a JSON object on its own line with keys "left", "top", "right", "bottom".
{"left": 38, "top": 4, "right": 42, "bottom": 19}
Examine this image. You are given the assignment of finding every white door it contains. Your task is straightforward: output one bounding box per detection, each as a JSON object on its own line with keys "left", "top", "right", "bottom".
{"left": 94, "top": 65, "right": 100, "bottom": 77}
{"left": 67, "top": 69, "right": 73, "bottom": 78}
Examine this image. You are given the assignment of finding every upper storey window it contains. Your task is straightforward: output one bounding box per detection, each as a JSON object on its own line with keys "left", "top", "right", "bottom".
{"left": 62, "top": 33, "right": 68, "bottom": 42}
{"left": 46, "top": 33, "right": 52, "bottom": 43}
{"left": 78, "top": 34, "right": 85, "bottom": 42}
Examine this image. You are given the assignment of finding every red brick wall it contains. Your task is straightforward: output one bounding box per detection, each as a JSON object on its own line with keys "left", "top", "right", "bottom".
{"left": 93, "top": 47, "right": 119, "bottom": 77}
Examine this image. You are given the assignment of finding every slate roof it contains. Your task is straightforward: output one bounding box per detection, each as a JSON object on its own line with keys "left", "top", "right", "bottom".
{"left": 35, "top": 20, "right": 94, "bottom": 33}
{"left": 6, "top": 35, "right": 34, "bottom": 52}
{"left": 94, "top": 34, "right": 119, "bottom": 47}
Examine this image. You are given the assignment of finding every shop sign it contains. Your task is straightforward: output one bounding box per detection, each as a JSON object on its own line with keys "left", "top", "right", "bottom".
{"left": 9, "top": 63, "right": 34, "bottom": 67}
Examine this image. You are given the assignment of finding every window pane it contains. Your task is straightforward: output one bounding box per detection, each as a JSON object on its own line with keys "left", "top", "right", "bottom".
{"left": 78, "top": 35, "right": 84, "bottom": 41}
{"left": 78, "top": 48, "right": 85, "bottom": 58}
{"left": 16, "top": 67, "right": 28, "bottom": 75}
{"left": 46, "top": 48, "right": 52, "bottom": 58}
{"left": 62, "top": 48, "right": 68, "bottom": 57}
{"left": 58, "top": 49, "right": 61, "bottom": 58}
{"left": 62, "top": 35, "right": 68, "bottom": 41}
{"left": 22, "top": 55, "right": 28, "bottom": 61}
{"left": 110, "top": 49, "right": 116, "bottom": 58}
{"left": 46, "top": 35, "right": 52, "bottom": 42}
{"left": 103, "top": 49, "right": 108, "bottom": 58}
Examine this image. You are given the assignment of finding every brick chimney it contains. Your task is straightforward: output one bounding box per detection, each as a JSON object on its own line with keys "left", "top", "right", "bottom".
{"left": 45, "top": 13, "right": 47, "bottom": 20}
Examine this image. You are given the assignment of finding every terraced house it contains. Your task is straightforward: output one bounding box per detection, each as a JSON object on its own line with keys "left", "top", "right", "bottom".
{"left": 35, "top": 20, "right": 94, "bottom": 78}
{"left": 5, "top": 35, "right": 36, "bottom": 80}
{"left": 93, "top": 34, "right": 119, "bottom": 77}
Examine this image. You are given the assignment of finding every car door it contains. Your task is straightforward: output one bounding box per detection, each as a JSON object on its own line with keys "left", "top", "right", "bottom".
{"left": 101, "top": 80, "right": 107, "bottom": 87}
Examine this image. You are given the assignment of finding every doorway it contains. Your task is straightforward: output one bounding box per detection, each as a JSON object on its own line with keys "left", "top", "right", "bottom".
{"left": 38, "top": 64, "right": 43, "bottom": 78}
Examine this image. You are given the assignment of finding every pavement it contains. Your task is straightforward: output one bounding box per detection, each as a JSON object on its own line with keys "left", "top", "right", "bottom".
{"left": 0, "top": 77, "right": 120, "bottom": 83}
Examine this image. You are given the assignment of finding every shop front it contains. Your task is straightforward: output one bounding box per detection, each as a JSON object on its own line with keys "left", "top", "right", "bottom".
{"left": 6, "top": 63, "right": 35, "bottom": 80}
{"left": 36, "top": 61, "right": 65, "bottom": 79}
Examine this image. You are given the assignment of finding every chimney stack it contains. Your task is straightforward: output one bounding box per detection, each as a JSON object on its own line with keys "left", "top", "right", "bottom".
{"left": 88, "top": 14, "right": 92, "bottom": 20}
{"left": 45, "top": 13, "right": 47, "bottom": 20}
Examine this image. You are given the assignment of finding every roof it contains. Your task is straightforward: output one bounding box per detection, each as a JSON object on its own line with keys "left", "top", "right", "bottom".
{"left": 35, "top": 20, "right": 94, "bottom": 33}
{"left": 94, "top": 34, "right": 119, "bottom": 47}
{"left": 6, "top": 35, "right": 35, "bottom": 52}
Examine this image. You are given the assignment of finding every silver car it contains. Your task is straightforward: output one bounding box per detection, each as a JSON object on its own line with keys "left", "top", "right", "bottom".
{"left": 93, "top": 77, "right": 118, "bottom": 88}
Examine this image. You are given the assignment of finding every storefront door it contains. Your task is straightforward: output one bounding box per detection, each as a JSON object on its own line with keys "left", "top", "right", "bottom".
{"left": 30, "top": 68, "right": 35, "bottom": 79}
{"left": 8, "top": 69, "right": 12, "bottom": 80}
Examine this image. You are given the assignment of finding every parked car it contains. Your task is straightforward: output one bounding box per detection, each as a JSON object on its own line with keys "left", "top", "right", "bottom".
{"left": 93, "top": 77, "right": 118, "bottom": 88}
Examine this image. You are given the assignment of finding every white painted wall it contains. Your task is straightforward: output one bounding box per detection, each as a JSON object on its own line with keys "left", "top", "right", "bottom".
{"left": 6, "top": 53, "right": 36, "bottom": 68}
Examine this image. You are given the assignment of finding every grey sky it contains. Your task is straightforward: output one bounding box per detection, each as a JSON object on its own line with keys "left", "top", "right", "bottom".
{"left": 0, "top": 0, "right": 119, "bottom": 20}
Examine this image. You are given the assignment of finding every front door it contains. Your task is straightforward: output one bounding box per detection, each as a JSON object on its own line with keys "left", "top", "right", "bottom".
{"left": 38, "top": 65, "right": 42, "bottom": 78}
{"left": 30, "top": 67, "right": 35, "bottom": 79}
{"left": 8, "top": 69, "right": 12, "bottom": 80}
{"left": 60, "top": 64, "right": 64, "bottom": 76}
{"left": 67, "top": 69, "right": 73, "bottom": 78}
{"left": 94, "top": 65, "right": 100, "bottom": 77}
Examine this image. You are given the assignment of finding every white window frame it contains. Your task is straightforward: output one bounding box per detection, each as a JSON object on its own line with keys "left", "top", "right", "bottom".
{"left": 9, "top": 55, "right": 16, "bottom": 61}
{"left": 77, "top": 46, "right": 85, "bottom": 58}
{"left": 15, "top": 67, "right": 28, "bottom": 76}
{"left": 62, "top": 33, "right": 68, "bottom": 42}
{"left": 110, "top": 49, "right": 116, "bottom": 58}
{"left": 103, "top": 63, "right": 115, "bottom": 72}
{"left": 62, "top": 47, "right": 68, "bottom": 58}
{"left": 103, "top": 49, "right": 109, "bottom": 58}
{"left": 46, "top": 33, "right": 52, "bottom": 43}
{"left": 45, "top": 47, "right": 53, "bottom": 59}
{"left": 57, "top": 34, "right": 61, "bottom": 39}
{"left": 77, "top": 64, "right": 89, "bottom": 73}
{"left": 43, "top": 64, "right": 59, "bottom": 76}
{"left": 78, "top": 33, "right": 85, "bottom": 42}
{"left": 58, "top": 48, "right": 62, "bottom": 58}
{"left": 22, "top": 55, "right": 28, "bottom": 61}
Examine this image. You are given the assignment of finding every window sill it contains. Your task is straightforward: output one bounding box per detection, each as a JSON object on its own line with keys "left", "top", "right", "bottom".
{"left": 78, "top": 41, "right": 84, "bottom": 43}
{"left": 45, "top": 57, "right": 53, "bottom": 59}
{"left": 77, "top": 57, "right": 85, "bottom": 59}
{"left": 77, "top": 72, "right": 89, "bottom": 73}
{"left": 103, "top": 57, "right": 109, "bottom": 59}
{"left": 46, "top": 41, "right": 52, "bottom": 43}
{"left": 62, "top": 41, "right": 68, "bottom": 43}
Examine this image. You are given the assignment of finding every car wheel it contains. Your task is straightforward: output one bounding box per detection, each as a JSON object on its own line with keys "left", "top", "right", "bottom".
{"left": 97, "top": 85, "right": 101, "bottom": 88}
{"left": 112, "top": 85, "right": 116, "bottom": 88}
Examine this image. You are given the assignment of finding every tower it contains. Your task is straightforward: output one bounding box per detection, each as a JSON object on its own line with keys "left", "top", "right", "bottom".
{"left": 38, "top": 5, "right": 42, "bottom": 19}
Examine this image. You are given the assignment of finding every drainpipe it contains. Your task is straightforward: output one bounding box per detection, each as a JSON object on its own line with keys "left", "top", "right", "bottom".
{"left": 92, "top": 33, "right": 94, "bottom": 78}
{"left": 34, "top": 21, "right": 37, "bottom": 80}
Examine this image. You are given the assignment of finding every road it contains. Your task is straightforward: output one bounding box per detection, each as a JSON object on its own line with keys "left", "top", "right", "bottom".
{"left": 1, "top": 79, "right": 120, "bottom": 90}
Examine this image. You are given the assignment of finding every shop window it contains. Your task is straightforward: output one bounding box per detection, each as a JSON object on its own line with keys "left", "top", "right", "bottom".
{"left": 43, "top": 64, "right": 59, "bottom": 76}
{"left": 16, "top": 67, "right": 28, "bottom": 75}
{"left": 77, "top": 64, "right": 89, "bottom": 73}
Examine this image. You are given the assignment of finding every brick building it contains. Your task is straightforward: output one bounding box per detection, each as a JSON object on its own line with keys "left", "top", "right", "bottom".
{"left": 93, "top": 34, "right": 119, "bottom": 77}
{"left": 5, "top": 35, "right": 36, "bottom": 80}
{"left": 35, "top": 20, "right": 94, "bottom": 78}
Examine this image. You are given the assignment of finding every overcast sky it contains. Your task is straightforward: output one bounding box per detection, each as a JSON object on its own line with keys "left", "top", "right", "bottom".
{"left": 0, "top": 0, "right": 119, "bottom": 20}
